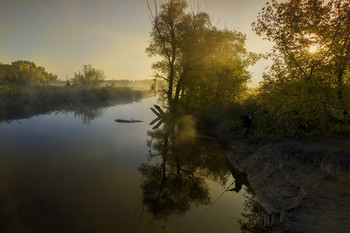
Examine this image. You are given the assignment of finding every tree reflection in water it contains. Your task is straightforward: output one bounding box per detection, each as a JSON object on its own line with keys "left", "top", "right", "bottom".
{"left": 139, "top": 115, "right": 232, "bottom": 219}
{"left": 140, "top": 113, "right": 270, "bottom": 232}
{"left": 72, "top": 105, "right": 104, "bottom": 124}
{"left": 227, "top": 159, "right": 269, "bottom": 232}
{"left": 0, "top": 95, "right": 142, "bottom": 124}
{"left": 237, "top": 193, "right": 270, "bottom": 233}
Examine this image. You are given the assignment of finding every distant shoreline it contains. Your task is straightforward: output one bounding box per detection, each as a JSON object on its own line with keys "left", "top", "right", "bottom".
{"left": 50, "top": 79, "right": 154, "bottom": 92}
{"left": 0, "top": 85, "right": 153, "bottom": 123}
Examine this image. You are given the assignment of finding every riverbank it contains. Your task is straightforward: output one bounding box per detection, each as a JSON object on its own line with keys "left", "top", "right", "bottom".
{"left": 0, "top": 85, "right": 151, "bottom": 123}
{"left": 205, "top": 121, "right": 350, "bottom": 232}
{"left": 197, "top": 107, "right": 350, "bottom": 232}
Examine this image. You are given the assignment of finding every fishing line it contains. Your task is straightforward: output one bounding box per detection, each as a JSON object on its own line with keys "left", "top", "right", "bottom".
{"left": 195, "top": 181, "right": 235, "bottom": 220}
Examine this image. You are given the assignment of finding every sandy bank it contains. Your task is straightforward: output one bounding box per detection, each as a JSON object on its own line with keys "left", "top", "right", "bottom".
{"left": 225, "top": 137, "right": 350, "bottom": 232}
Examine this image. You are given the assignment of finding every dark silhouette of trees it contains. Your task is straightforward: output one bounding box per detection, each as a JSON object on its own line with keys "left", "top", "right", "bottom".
{"left": 237, "top": 194, "right": 268, "bottom": 233}
{"left": 147, "top": 0, "right": 257, "bottom": 114}
{"left": 139, "top": 116, "right": 231, "bottom": 219}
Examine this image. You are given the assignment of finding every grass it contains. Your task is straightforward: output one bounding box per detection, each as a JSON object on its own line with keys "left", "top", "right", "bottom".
{"left": 0, "top": 85, "right": 149, "bottom": 123}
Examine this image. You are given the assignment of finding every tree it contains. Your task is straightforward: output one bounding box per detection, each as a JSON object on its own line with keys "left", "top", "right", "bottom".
{"left": 71, "top": 65, "right": 106, "bottom": 88}
{"left": 147, "top": 0, "right": 256, "bottom": 113}
{"left": 252, "top": 0, "right": 350, "bottom": 136}
{"left": 182, "top": 30, "right": 258, "bottom": 110}
{"left": 0, "top": 60, "right": 58, "bottom": 85}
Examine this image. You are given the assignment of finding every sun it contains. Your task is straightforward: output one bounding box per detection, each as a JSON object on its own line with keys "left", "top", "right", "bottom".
{"left": 308, "top": 45, "right": 318, "bottom": 53}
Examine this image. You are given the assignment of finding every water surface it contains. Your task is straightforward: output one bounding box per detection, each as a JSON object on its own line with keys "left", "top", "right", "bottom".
{"left": 0, "top": 97, "right": 251, "bottom": 233}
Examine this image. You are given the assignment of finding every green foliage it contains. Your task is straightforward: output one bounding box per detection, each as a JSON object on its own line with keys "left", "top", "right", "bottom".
{"left": 0, "top": 60, "right": 58, "bottom": 85}
{"left": 253, "top": 77, "right": 350, "bottom": 137}
{"left": 182, "top": 30, "right": 258, "bottom": 110}
{"left": 71, "top": 65, "right": 106, "bottom": 88}
{"left": 147, "top": 0, "right": 256, "bottom": 113}
{"left": 251, "top": 0, "right": 350, "bottom": 137}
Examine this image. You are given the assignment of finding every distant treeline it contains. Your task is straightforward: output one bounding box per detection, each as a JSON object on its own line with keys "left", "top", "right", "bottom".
{"left": 0, "top": 85, "right": 144, "bottom": 123}
{"left": 0, "top": 60, "right": 154, "bottom": 92}
{"left": 0, "top": 60, "right": 58, "bottom": 85}
{"left": 103, "top": 79, "right": 154, "bottom": 91}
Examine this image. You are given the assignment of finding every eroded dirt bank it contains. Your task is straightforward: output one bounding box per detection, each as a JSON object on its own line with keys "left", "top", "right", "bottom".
{"left": 225, "top": 137, "right": 350, "bottom": 232}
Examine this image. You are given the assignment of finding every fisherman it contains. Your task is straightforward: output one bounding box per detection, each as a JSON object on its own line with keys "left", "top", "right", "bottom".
{"left": 240, "top": 112, "right": 251, "bottom": 139}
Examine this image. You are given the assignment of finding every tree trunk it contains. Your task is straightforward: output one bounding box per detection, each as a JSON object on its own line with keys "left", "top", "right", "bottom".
{"left": 337, "top": 70, "right": 347, "bottom": 119}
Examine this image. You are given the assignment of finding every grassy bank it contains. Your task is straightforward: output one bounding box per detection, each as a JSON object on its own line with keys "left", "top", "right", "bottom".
{"left": 0, "top": 85, "right": 150, "bottom": 123}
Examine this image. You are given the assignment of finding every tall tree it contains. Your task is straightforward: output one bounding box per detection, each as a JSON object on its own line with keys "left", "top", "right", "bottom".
{"left": 182, "top": 30, "right": 258, "bottom": 110}
{"left": 147, "top": 0, "right": 256, "bottom": 113}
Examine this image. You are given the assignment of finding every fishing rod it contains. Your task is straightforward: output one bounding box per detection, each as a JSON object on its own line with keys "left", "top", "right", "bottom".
{"left": 195, "top": 180, "right": 236, "bottom": 220}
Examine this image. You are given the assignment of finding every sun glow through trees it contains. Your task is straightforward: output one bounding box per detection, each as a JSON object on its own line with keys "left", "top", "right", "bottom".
{"left": 308, "top": 44, "right": 318, "bottom": 54}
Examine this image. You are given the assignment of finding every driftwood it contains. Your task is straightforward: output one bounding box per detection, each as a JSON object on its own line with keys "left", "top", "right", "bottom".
{"left": 150, "top": 105, "right": 166, "bottom": 129}
{"left": 115, "top": 119, "right": 143, "bottom": 123}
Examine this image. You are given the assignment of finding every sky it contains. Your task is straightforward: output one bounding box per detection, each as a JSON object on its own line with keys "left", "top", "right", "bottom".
{"left": 0, "top": 0, "right": 273, "bottom": 85}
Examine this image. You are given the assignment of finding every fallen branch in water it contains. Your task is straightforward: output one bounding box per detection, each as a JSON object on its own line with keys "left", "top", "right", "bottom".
{"left": 115, "top": 118, "right": 143, "bottom": 123}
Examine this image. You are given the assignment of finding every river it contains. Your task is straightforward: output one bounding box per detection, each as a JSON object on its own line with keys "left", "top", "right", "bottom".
{"left": 0, "top": 96, "right": 254, "bottom": 233}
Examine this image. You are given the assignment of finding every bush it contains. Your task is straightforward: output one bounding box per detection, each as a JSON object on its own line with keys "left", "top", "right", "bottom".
{"left": 71, "top": 65, "right": 106, "bottom": 88}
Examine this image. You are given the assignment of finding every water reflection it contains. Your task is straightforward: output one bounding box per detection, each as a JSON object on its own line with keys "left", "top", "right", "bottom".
{"left": 68, "top": 104, "right": 105, "bottom": 124}
{"left": 140, "top": 110, "right": 269, "bottom": 232}
{"left": 0, "top": 96, "right": 263, "bottom": 233}
{"left": 0, "top": 96, "right": 142, "bottom": 124}
{"left": 227, "top": 163, "right": 254, "bottom": 195}
{"left": 139, "top": 115, "right": 232, "bottom": 219}
{"left": 226, "top": 164, "right": 267, "bottom": 232}
{"left": 238, "top": 193, "right": 267, "bottom": 233}
{"left": 0, "top": 97, "right": 159, "bottom": 233}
